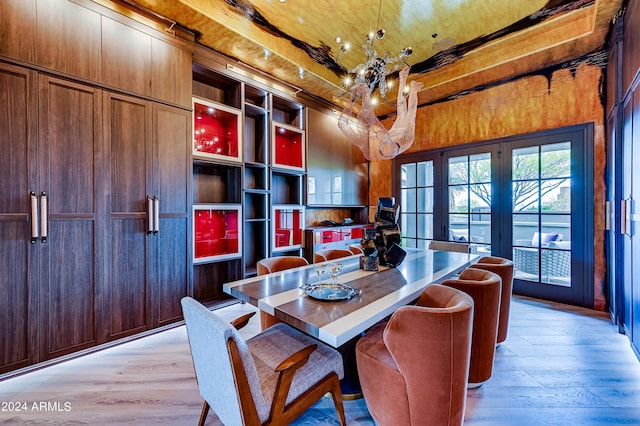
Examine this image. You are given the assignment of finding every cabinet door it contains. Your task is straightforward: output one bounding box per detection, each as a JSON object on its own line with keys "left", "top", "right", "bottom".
{"left": 37, "top": 75, "right": 103, "bottom": 360}
{"left": 0, "top": 63, "right": 38, "bottom": 373}
{"left": 36, "top": 0, "right": 101, "bottom": 81}
{"left": 0, "top": 0, "right": 36, "bottom": 63}
{"left": 151, "top": 104, "right": 190, "bottom": 327}
{"left": 101, "top": 17, "right": 152, "bottom": 96}
{"left": 104, "top": 92, "right": 153, "bottom": 340}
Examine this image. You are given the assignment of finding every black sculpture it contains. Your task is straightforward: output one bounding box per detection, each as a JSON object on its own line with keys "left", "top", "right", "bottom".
{"left": 361, "top": 197, "right": 406, "bottom": 269}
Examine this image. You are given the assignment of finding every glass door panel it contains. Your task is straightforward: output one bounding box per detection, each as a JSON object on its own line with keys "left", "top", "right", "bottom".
{"left": 395, "top": 125, "right": 592, "bottom": 307}
{"left": 400, "top": 160, "right": 434, "bottom": 248}
{"left": 511, "top": 142, "right": 571, "bottom": 286}
{"left": 447, "top": 152, "right": 492, "bottom": 253}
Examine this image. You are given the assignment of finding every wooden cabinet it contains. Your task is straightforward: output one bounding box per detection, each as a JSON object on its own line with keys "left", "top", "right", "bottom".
{"left": 151, "top": 104, "right": 190, "bottom": 327}
{"left": 0, "top": 0, "right": 37, "bottom": 63}
{"left": 0, "top": 63, "right": 38, "bottom": 374}
{"left": 0, "top": 63, "right": 104, "bottom": 373}
{"left": 37, "top": 75, "right": 104, "bottom": 360}
{"left": 36, "top": 0, "right": 102, "bottom": 82}
{"left": 0, "top": 0, "right": 194, "bottom": 108}
{"left": 101, "top": 18, "right": 152, "bottom": 97}
{"left": 104, "top": 93, "right": 189, "bottom": 339}
{"left": 0, "top": 0, "right": 193, "bottom": 376}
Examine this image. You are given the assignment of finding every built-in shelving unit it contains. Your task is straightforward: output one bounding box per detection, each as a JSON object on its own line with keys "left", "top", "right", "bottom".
{"left": 191, "top": 63, "right": 306, "bottom": 291}
{"left": 270, "top": 95, "right": 306, "bottom": 257}
{"left": 242, "top": 84, "right": 270, "bottom": 277}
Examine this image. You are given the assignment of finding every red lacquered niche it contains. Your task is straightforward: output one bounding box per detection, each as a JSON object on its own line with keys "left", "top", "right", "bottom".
{"left": 192, "top": 97, "right": 242, "bottom": 162}
{"left": 193, "top": 204, "right": 242, "bottom": 263}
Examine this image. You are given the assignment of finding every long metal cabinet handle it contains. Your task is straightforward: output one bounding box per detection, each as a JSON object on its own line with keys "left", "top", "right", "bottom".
{"left": 30, "top": 191, "right": 39, "bottom": 243}
{"left": 147, "top": 196, "right": 154, "bottom": 235}
{"left": 621, "top": 198, "right": 630, "bottom": 237}
{"left": 40, "top": 192, "right": 48, "bottom": 243}
{"left": 153, "top": 196, "right": 159, "bottom": 235}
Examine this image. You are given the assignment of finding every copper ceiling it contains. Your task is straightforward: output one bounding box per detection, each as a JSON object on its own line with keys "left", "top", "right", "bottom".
{"left": 129, "top": 0, "right": 624, "bottom": 115}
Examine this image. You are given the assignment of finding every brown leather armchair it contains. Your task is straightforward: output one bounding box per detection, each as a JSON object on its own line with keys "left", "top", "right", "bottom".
{"left": 256, "top": 256, "right": 309, "bottom": 330}
{"left": 313, "top": 248, "right": 354, "bottom": 263}
{"left": 442, "top": 267, "right": 501, "bottom": 387}
{"left": 355, "top": 284, "right": 474, "bottom": 426}
{"left": 473, "top": 256, "right": 514, "bottom": 344}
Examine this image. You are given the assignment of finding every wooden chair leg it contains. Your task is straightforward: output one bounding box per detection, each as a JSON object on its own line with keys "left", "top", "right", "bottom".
{"left": 329, "top": 377, "right": 346, "bottom": 426}
{"left": 198, "top": 401, "right": 210, "bottom": 426}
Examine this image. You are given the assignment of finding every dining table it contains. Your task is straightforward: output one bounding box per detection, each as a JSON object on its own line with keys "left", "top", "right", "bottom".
{"left": 223, "top": 248, "right": 479, "bottom": 347}
{"left": 223, "top": 248, "right": 479, "bottom": 396}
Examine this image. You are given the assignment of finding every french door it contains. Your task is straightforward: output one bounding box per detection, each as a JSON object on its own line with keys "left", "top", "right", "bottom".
{"left": 396, "top": 125, "right": 594, "bottom": 307}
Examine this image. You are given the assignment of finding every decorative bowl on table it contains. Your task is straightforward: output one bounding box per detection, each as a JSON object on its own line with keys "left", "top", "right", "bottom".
{"left": 301, "top": 282, "right": 359, "bottom": 301}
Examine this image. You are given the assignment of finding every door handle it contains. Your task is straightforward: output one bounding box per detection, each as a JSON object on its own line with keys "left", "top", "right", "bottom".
{"left": 621, "top": 198, "right": 632, "bottom": 237}
{"left": 30, "top": 191, "right": 39, "bottom": 244}
{"left": 147, "top": 196, "right": 154, "bottom": 235}
{"left": 153, "top": 196, "right": 159, "bottom": 235}
{"left": 40, "top": 192, "right": 48, "bottom": 243}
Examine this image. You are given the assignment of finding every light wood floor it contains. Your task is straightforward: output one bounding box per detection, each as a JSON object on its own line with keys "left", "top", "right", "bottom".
{"left": 1, "top": 295, "right": 640, "bottom": 425}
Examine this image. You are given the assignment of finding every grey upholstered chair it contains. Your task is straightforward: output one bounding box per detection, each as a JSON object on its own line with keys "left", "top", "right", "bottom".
{"left": 181, "top": 297, "right": 346, "bottom": 426}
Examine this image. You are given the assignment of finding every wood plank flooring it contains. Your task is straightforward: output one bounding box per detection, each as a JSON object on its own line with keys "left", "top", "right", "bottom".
{"left": 1, "top": 295, "right": 639, "bottom": 425}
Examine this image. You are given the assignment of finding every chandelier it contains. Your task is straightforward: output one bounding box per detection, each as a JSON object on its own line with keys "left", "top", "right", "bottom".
{"left": 337, "top": 22, "right": 423, "bottom": 161}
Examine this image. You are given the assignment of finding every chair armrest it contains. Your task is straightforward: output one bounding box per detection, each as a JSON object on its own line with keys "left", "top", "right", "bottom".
{"left": 270, "top": 344, "right": 318, "bottom": 417}
{"left": 230, "top": 311, "right": 257, "bottom": 331}
{"left": 275, "top": 344, "right": 317, "bottom": 372}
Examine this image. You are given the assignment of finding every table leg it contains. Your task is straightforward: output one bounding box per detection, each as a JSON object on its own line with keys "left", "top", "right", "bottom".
{"left": 337, "top": 334, "right": 363, "bottom": 399}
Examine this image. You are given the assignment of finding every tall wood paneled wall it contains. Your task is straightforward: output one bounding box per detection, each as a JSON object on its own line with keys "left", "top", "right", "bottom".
{"left": 613, "top": 0, "right": 640, "bottom": 358}
{"left": 370, "top": 60, "right": 608, "bottom": 310}
{"left": 0, "top": 0, "right": 194, "bottom": 376}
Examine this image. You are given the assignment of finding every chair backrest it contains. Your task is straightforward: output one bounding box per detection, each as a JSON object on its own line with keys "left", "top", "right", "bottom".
{"left": 181, "top": 297, "right": 269, "bottom": 425}
{"left": 383, "top": 284, "right": 474, "bottom": 425}
{"left": 429, "top": 240, "right": 471, "bottom": 253}
{"left": 473, "top": 256, "right": 514, "bottom": 344}
{"left": 474, "top": 256, "right": 514, "bottom": 287}
{"left": 441, "top": 267, "right": 501, "bottom": 385}
{"left": 349, "top": 244, "right": 364, "bottom": 255}
{"left": 313, "top": 249, "right": 354, "bottom": 263}
{"left": 256, "top": 256, "right": 309, "bottom": 275}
